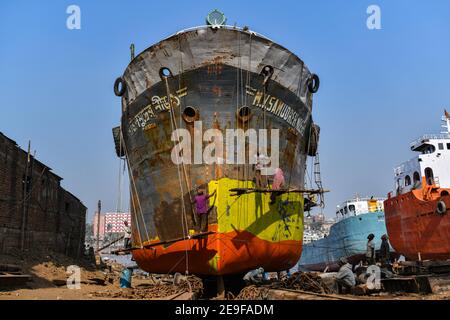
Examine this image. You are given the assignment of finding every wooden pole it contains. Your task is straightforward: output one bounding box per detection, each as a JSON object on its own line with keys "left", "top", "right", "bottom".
{"left": 96, "top": 200, "right": 101, "bottom": 251}
{"left": 20, "top": 141, "right": 31, "bottom": 251}
{"left": 217, "top": 276, "right": 225, "bottom": 299}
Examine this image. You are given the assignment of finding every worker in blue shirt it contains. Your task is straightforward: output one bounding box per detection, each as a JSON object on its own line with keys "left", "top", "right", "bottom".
{"left": 335, "top": 257, "right": 356, "bottom": 294}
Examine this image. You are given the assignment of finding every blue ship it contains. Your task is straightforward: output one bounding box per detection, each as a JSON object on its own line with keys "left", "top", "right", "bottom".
{"left": 298, "top": 197, "right": 390, "bottom": 272}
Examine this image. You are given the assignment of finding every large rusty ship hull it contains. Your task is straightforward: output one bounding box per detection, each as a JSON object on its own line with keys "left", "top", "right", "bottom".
{"left": 116, "top": 26, "right": 318, "bottom": 275}
{"left": 384, "top": 189, "right": 450, "bottom": 261}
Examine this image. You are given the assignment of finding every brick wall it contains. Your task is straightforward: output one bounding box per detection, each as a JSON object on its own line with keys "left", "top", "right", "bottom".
{"left": 0, "top": 132, "right": 86, "bottom": 258}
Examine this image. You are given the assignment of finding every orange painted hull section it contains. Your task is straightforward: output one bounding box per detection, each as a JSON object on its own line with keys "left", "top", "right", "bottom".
{"left": 132, "top": 225, "right": 302, "bottom": 275}
{"left": 384, "top": 190, "right": 450, "bottom": 260}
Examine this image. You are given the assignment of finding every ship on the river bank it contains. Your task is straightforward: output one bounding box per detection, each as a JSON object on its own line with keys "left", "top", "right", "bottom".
{"left": 112, "top": 11, "right": 323, "bottom": 276}
{"left": 384, "top": 111, "right": 450, "bottom": 261}
{"left": 298, "top": 197, "right": 389, "bottom": 271}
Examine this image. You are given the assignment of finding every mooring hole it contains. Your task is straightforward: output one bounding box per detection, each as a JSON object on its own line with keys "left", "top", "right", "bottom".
{"left": 239, "top": 106, "right": 250, "bottom": 117}
{"left": 159, "top": 67, "right": 172, "bottom": 78}
{"left": 237, "top": 106, "right": 251, "bottom": 123}
{"left": 183, "top": 106, "right": 198, "bottom": 122}
{"left": 262, "top": 65, "right": 274, "bottom": 77}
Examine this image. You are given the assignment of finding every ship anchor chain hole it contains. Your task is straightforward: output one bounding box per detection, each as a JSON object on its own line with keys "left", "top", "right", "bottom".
{"left": 159, "top": 67, "right": 173, "bottom": 79}
{"left": 237, "top": 106, "right": 251, "bottom": 122}
{"left": 261, "top": 65, "right": 274, "bottom": 77}
{"left": 182, "top": 106, "right": 198, "bottom": 123}
{"left": 261, "top": 65, "right": 274, "bottom": 86}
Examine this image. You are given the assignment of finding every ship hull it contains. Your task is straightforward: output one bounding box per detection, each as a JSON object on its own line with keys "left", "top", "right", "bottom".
{"left": 130, "top": 178, "right": 305, "bottom": 275}
{"left": 298, "top": 212, "right": 389, "bottom": 272}
{"left": 118, "top": 27, "right": 315, "bottom": 275}
{"left": 384, "top": 190, "right": 450, "bottom": 261}
{"left": 133, "top": 225, "right": 302, "bottom": 275}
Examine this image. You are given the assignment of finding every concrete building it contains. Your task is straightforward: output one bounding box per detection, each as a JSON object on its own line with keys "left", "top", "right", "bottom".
{"left": 303, "top": 213, "right": 335, "bottom": 244}
{"left": 0, "top": 132, "right": 87, "bottom": 258}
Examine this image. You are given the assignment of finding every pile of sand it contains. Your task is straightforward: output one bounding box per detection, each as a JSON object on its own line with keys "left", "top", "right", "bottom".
{"left": 0, "top": 249, "right": 103, "bottom": 288}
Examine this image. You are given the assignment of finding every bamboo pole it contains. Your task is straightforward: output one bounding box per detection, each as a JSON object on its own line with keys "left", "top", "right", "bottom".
{"left": 20, "top": 141, "right": 31, "bottom": 251}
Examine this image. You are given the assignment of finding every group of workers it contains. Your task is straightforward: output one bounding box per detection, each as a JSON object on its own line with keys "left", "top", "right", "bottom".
{"left": 335, "top": 233, "right": 391, "bottom": 293}
{"left": 366, "top": 233, "right": 391, "bottom": 266}
{"left": 243, "top": 233, "right": 392, "bottom": 294}
{"left": 254, "top": 152, "right": 285, "bottom": 204}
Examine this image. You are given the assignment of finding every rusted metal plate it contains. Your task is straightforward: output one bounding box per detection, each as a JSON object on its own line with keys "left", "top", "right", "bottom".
{"left": 382, "top": 276, "right": 432, "bottom": 294}
{"left": 122, "top": 27, "right": 313, "bottom": 107}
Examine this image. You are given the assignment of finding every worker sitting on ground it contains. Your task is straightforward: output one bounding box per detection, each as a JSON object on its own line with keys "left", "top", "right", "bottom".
{"left": 270, "top": 168, "right": 285, "bottom": 204}
{"left": 191, "top": 188, "right": 216, "bottom": 232}
{"left": 366, "top": 233, "right": 376, "bottom": 265}
{"left": 123, "top": 220, "right": 132, "bottom": 249}
{"left": 335, "top": 257, "right": 356, "bottom": 294}
{"left": 243, "top": 267, "right": 265, "bottom": 286}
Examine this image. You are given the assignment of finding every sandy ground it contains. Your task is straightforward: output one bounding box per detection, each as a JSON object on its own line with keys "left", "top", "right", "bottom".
{"left": 0, "top": 283, "right": 114, "bottom": 300}
{"left": 2, "top": 282, "right": 450, "bottom": 300}
{"left": 0, "top": 249, "right": 119, "bottom": 300}
{"left": 1, "top": 250, "right": 450, "bottom": 300}
{"left": 0, "top": 278, "right": 172, "bottom": 300}
{"left": 2, "top": 274, "right": 450, "bottom": 300}
{"left": 0, "top": 250, "right": 197, "bottom": 300}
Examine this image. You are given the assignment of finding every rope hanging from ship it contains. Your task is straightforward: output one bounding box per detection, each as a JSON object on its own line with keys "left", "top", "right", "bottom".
{"left": 122, "top": 141, "right": 144, "bottom": 247}
{"left": 176, "top": 36, "right": 193, "bottom": 275}
{"left": 161, "top": 66, "right": 192, "bottom": 275}
{"left": 116, "top": 89, "right": 153, "bottom": 247}
{"left": 244, "top": 31, "right": 253, "bottom": 229}
{"left": 286, "top": 64, "right": 303, "bottom": 191}
{"left": 120, "top": 130, "right": 149, "bottom": 248}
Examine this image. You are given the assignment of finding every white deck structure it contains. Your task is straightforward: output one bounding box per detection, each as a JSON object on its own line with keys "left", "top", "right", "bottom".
{"left": 335, "top": 197, "right": 385, "bottom": 222}
{"left": 393, "top": 112, "right": 450, "bottom": 195}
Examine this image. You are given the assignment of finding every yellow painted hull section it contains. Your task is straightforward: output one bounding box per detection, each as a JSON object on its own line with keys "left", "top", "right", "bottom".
{"left": 208, "top": 178, "right": 304, "bottom": 243}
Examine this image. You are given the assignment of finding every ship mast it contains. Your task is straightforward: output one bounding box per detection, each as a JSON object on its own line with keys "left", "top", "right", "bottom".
{"left": 441, "top": 109, "right": 450, "bottom": 135}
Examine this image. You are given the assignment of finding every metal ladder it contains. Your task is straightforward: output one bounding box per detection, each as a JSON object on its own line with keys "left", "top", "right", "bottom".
{"left": 313, "top": 152, "right": 325, "bottom": 208}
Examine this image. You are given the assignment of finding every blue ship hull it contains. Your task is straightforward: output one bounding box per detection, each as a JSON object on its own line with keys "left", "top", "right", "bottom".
{"left": 298, "top": 212, "right": 390, "bottom": 271}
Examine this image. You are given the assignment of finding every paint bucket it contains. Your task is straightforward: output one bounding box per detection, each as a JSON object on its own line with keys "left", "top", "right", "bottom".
{"left": 120, "top": 268, "right": 133, "bottom": 288}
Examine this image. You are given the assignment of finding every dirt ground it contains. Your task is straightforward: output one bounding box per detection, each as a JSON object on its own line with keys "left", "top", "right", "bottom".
{"left": 0, "top": 249, "right": 198, "bottom": 300}
{"left": 2, "top": 281, "right": 450, "bottom": 300}
{"left": 0, "top": 249, "right": 116, "bottom": 300}
{"left": 1, "top": 250, "right": 450, "bottom": 300}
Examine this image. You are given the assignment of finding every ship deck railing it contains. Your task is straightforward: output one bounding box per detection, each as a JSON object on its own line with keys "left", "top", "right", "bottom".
{"left": 410, "top": 133, "right": 450, "bottom": 147}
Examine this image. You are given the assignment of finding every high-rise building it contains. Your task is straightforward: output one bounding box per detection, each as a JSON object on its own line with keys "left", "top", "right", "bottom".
{"left": 104, "top": 212, "right": 131, "bottom": 234}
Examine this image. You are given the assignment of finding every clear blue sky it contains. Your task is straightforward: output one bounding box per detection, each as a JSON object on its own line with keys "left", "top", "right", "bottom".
{"left": 1, "top": 0, "right": 450, "bottom": 221}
